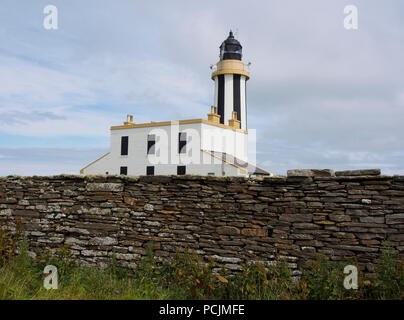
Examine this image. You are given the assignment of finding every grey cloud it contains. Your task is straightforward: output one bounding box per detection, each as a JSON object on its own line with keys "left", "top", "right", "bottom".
{"left": 0, "top": 111, "right": 66, "bottom": 125}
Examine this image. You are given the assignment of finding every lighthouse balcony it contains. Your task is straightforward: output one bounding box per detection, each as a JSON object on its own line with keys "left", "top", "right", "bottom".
{"left": 211, "top": 59, "right": 250, "bottom": 80}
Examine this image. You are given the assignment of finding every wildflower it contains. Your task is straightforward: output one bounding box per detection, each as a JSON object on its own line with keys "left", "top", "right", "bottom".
{"left": 216, "top": 275, "right": 228, "bottom": 284}
{"left": 363, "top": 280, "right": 372, "bottom": 287}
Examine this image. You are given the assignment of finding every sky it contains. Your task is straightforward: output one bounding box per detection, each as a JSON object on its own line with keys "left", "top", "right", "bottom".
{"left": 0, "top": 0, "right": 403, "bottom": 176}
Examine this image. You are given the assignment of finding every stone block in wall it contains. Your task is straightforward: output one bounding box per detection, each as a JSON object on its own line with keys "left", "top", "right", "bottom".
{"left": 386, "top": 214, "right": 404, "bottom": 225}
{"left": 76, "top": 222, "right": 119, "bottom": 232}
{"left": 359, "top": 216, "right": 385, "bottom": 224}
{"left": 332, "top": 245, "right": 379, "bottom": 253}
{"left": 86, "top": 183, "right": 124, "bottom": 192}
{"left": 279, "top": 214, "right": 313, "bottom": 223}
{"left": 89, "top": 237, "right": 118, "bottom": 246}
{"left": 0, "top": 198, "right": 17, "bottom": 204}
{"left": 289, "top": 233, "right": 314, "bottom": 240}
{"left": 115, "top": 253, "right": 140, "bottom": 261}
{"left": 210, "top": 255, "right": 242, "bottom": 264}
{"left": 389, "top": 234, "right": 404, "bottom": 241}
{"left": 216, "top": 226, "right": 240, "bottom": 235}
{"left": 329, "top": 214, "right": 351, "bottom": 222}
{"left": 234, "top": 194, "right": 254, "bottom": 200}
{"left": 287, "top": 169, "right": 335, "bottom": 177}
{"left": 315, "top": 220, "right": 336, "bottom": 225}
{"left": 333, "top": 232, "right": 356, "bottom": 239}
{"left": 124, "top": 197, "right": 136, "bottom": 206}
{"left": 335, "top": 169, "right": 381, "bottom": 176}
{"left": 0, "top": 209, "right": 12, "bottom": 216}
{"left": 65, "top": 237, "right": 87, "bottom": 246}
{"left": 241, "top": 228, "right": 268, "bottom": 237}
{"left": 262, "top": 177, "right": 287, "bottom": 184}
{"left": 13, "top": 210, "right": 39, "bottom": 217}
{"left": 293, "top": 223, "right": 322, "bottom": 230}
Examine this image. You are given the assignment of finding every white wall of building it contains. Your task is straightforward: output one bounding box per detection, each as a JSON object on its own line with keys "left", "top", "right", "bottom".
{"left": 81, "top": 121, "right": 248, "bottom": 177}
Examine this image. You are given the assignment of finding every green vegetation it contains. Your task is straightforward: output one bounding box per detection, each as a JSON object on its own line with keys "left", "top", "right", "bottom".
{"left": 0, "top": 228, "right": 403, "bottom": 300}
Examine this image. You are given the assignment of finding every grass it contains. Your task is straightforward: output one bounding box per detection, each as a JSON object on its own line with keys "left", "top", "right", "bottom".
{"left": 0, "top": 229, "right": 403, "bottom": 300}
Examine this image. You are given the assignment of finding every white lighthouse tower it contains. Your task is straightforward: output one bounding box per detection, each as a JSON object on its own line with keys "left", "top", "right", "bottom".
{"left": 212, "top": 31, "right": 249, "bottom": 131}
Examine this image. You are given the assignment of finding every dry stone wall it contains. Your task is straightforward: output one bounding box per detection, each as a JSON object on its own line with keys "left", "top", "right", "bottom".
{"left": 0, "top": 170, "right": 403, "bottom": 274}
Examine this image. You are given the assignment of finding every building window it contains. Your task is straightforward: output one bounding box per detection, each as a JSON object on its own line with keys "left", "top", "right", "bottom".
{"left": 147, "top": 134, "right": 156, "bottom": 154}
{"left": 146, "top": 166, "right": 154, "bottom": 176}
{"left": 208, "top": 172, "right": 215, "bottom": 176}
{"left": 120, "top": 166, "right": 127, "bottom": 175}
{"left": 121, "top": 136, "right": 128, "bottom": 155}
{"left": 178, "top": 132, "right": 187, "bottom": 154}
{"left": 177, "top": 166, "right": 186, "bottom": 175}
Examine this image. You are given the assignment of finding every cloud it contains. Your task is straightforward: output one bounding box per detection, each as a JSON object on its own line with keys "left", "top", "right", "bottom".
{"left": 0, "top": 110, "right": 66, "bottom": 125}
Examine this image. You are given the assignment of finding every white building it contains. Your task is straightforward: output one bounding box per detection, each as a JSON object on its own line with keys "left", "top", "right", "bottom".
{"left": 80, "top": 31, "right": 271, "bottom": 177}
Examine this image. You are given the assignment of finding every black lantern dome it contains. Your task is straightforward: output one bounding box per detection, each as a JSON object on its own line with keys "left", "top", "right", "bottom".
{"left": 219, "top": 30, "right": 242, "bottom": 61}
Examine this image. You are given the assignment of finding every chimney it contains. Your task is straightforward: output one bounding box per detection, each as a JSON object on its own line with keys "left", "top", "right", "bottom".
{"left": 228, "top": 111, "right": 241, "bottom": 129}
{"left": 207, "top": 106, "right": 220, "bottom": 124}
{"left": 124, "top": 114, "right": 135, "bottom": 125}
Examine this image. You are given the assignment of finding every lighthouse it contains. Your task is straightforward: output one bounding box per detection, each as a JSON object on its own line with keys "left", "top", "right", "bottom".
{"left": 80, "top": 31, "right": 270, "bottom": 177}
{"left": 211, "top": 31, "right": 250, "bottom": 130}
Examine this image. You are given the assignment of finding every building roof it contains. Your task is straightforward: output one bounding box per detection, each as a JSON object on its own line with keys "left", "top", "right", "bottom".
{"left": 202, "top": 150, "right": 272, "bottom": 176}
{"left": 80, "top": 152, "right": 110, "bottom": 174}
{"left": 110, "top": 118, "right": 247, "bottom": 133}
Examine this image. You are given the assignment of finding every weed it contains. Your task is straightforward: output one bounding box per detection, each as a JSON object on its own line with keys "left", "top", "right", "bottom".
{"left": 0, "top": 232, "right": 402, "bottom": 300}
